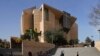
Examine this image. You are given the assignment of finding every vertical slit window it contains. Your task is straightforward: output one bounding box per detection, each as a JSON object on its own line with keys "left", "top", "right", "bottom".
{"left": 45, "top": 8, "right": 49, "bottom": 21}
{"left": 30, "top": 14, "right": 34, "bottom": 29}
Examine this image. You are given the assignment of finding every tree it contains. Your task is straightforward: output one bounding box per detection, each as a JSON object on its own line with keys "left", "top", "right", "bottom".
{"left": 0, "top": 39, "right": 10, "bottom": 48}
{"left": 69, "top": 39, "right": 74, "bottom": 46}
{"left": 85, "top": 37, "right": 92, "bottom": 43}
{"left": 44, "top": 30, "right": 68, "bottom": 46}
{"left": 33, "top": 29, "right": 41, "bottom": 41}
{"left": 54, "top": 34, "right": 67, "bottom": 46}
{"left": 44, "top": 31, "right": 53, "bottom": 43}
{"left": 74, "top": 39, "right": 79, "bottom": 44}
{"left": 21, "top": 28, "right": 41, "bottom": 41}
{"left": 21, "top": 32, "right": 30, "bottom": 40}
{"left": 0, "top": 39, "right": 2, "bottom": 43}
{"left": 11, "top": 37, "right": 22, "bottom": 48}
{"left": 89, "top": 3, "right": 100, "bottom": 27}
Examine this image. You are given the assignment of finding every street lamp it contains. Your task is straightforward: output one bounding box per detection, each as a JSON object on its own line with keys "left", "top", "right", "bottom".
{"left": 98, "top": 29, "right": 100, "bottom": 40}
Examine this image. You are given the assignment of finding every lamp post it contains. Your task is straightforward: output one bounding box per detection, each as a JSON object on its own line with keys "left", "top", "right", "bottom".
{"left": 98, "top": 29, "right": 100, "bottom": 41}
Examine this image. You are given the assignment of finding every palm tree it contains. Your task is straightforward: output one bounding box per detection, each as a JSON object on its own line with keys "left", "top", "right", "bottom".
{"left": 21, "top": 28, "right": 41, "bottom": 41}
{"left": 21, "top": 30, "right": 31, "bottom": 40}
{"left": 33, "top": 29, "right": 41, "bottom": 41}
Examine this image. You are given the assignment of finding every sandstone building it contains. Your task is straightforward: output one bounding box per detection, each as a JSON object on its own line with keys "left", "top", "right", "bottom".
{"left": 21, "top": 4, "right": 78, "bottom": 43}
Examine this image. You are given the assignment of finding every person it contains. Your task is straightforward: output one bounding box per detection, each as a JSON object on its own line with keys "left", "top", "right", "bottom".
{"left": 69, "top": 39, "right": 74, "bottom": 47}
{"left": 77, "top": 52, "right": 79, "bottom": 56}
{"left": 91, "top": 41, "right": 95, "bottom": 47}
{"left": 60, "top": 51, "right": 64, "bottom": 56}
{"left": 10, "top": 51, "right": 13, "bottom": 56}
{"left": 28, "top": 51, "right": 32, "bottom": 56}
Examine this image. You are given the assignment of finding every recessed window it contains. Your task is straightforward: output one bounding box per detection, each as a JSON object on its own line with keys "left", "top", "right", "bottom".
{"left": 59, "top": 15, "right": 63, "bottom": 26}
{"left": 30, "top": 14, "right": 34, "bottom": 29}
{"left": 45, "top": 8, "right": 49, "bottom": 21}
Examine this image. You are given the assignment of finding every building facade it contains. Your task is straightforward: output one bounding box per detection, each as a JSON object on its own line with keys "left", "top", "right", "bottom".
{"left": 67, "top": 23, "right": 78, "bottom": 41}
{"left": 21, "top": 4, "right": 78, "bottom": 43}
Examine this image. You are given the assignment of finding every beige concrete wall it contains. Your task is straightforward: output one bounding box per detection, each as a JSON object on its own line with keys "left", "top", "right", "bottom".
{"left": 33, "top": 9, "right": 42, "bottom": 32}
{"left": 67, "top": 23, "right": 78, "bottom": 41}
{"left": 44, "top": 9, "right": 55, "bottom": 31}
{"left": 21, "top": 10, "right": 34, "bottom": 34}
{"left": 33, "top": 9, "right": 43, "bottom": 42}
{"left": 43, "top": 9, "right": 61, "bottom": 32}
{"left": 95, "top": 41, "right": 100, "bottom": 51}
{"left": 22, "top": 40, "right": 55, "bottom": 56}
{"left": 42, "top": 8, "right": 78, "bottom": 42}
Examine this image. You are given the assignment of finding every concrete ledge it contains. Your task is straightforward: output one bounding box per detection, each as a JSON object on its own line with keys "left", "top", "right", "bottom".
{"left": 22, "top": 40, "right": 55, "bottom": 56}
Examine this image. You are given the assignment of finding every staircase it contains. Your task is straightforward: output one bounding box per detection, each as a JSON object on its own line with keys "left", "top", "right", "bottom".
{"left": 53, "top": 47, "right": 100, "bottom": 56}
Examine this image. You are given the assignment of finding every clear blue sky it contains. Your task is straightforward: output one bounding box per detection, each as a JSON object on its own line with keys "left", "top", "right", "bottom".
{"left": 0, "top": 0, "right": 99, "bottom": 42}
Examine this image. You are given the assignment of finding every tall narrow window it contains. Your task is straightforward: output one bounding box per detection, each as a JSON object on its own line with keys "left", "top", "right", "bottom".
{"left": 45, "top": 8, "right": 49, "bottom": 21}
{"left": 30, "top": 14, "right": 34, "bottom": 29}
{"left": 59, "top": 15, "right": 63, "bottom": 26}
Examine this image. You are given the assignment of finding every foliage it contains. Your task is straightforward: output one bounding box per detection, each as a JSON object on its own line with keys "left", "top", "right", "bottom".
{"left": 89, "top": 3, "right": 100, "bottom": 27}
{"left": 21, "top": 33, "right": 30, "bottom": 40}
{"left": 11, "top": 37, "right": 22, "bottom": 48}
{"left": 85, "top": 37, "right": 92, "bottom": 43}
{"left": 74, "top": 39, "right": 79, "bottom": 44}
{"left": 21, "top": 28, "right": 41, "bottom": 41}
{"left": 0, "top": 39, "right": 10, "bottom": 48}
{"left": 44, "top": 30, "right": 68, "bottom": 46}
{"left": 54, "top": 34, "right": 68, "bottom": 46}
{"left": 69, "top": 39, "right": 74, "bottom": 45}
{"left": 44, "top": 31, "right": 53, "bottom": 43}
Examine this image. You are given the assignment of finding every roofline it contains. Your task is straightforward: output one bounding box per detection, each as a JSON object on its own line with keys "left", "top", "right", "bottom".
{"left": 39, "top": 3, "right": 63, "bottom": 14}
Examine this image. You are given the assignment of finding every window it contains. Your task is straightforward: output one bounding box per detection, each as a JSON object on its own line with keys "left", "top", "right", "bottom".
{"left": 45, "top": 8, "right": 49, "bottom": 21}
{"left": 29, "top": 14, "right": 34, "bottom": 29}
{"left": 59, "top": 15, "right": 63, "bottom": 26}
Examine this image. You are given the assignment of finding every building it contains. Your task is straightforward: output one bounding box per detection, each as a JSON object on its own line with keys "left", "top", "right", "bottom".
{"left": 67, "top": 23, "right": 78, "bottom": 41}
{"left": 10, "top": 37, "right": 22, "bottom": 48}
{"left": 21, "top": 4, "right": 78, "bottom": 43}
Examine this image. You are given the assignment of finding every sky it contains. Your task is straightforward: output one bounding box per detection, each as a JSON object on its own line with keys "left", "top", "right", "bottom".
{"left": 0, "top": 0, "right": 99, "bottom": 42}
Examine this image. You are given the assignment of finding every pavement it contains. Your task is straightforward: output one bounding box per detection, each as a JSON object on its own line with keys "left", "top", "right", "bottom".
{"left": 0, "top": 48, "right": 22, "bottom": 56}
{"left": 53, "top": 47, "right": 100, "bottom": 56}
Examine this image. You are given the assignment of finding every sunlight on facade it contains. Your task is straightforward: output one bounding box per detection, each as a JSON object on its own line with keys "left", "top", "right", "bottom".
{"left": 40, "top": 36, "right": 44, "bottom": 43}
